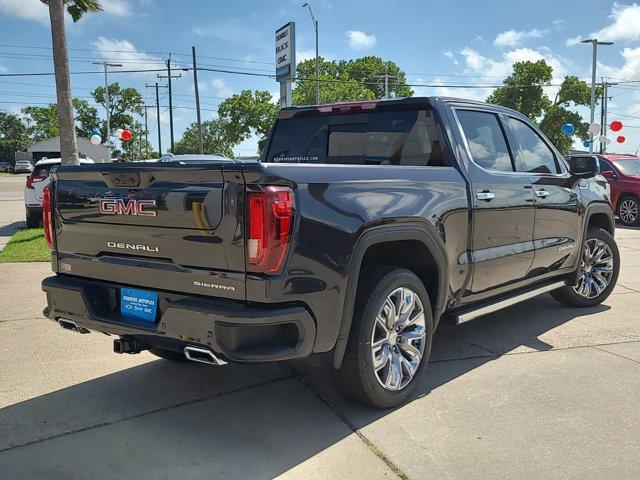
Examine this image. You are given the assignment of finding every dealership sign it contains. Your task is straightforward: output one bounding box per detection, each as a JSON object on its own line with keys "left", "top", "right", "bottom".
{"left": 275, "top": 22, "right": 295, "bottom": 81}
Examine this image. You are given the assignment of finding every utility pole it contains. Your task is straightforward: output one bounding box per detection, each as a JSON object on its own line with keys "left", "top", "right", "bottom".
{"left": 92, "top": 61, "right": 122, "bottom": 146}
{"left": 157, "top": 56, "right": 181, "bottom": 152}
{"left": 581, "top": 38, "right": 613, "bottom": 154}
{"left": 146, "top": 83, "right": 167, "bottom": 154}
{"left": 601, "top": 81, "right": 617, "bottom": 153}
{"left": 143, "top": 105, "right": 152, "bottom": 157}
{"left": 192, "top": 46, "right": 204, "bottom": 154}
{"left": 303, "top": 3, "right": 319, "bottom": 104}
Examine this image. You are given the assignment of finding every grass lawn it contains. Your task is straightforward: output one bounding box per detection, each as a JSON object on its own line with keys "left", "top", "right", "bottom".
{"left": 0, "top": 172, "right": 12, "bottom": 177}
{"left": 0, "top": 228, "right": 51, "bottom": 263}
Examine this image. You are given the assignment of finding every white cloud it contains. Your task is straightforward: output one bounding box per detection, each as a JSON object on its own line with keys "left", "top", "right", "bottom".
{"left": 493, "top": 28, "right": 545, "bottom": 48}
{"left": 442, "top": 50, "right": 458, "bottom": 65}
{"left": 598, "top": 46, "right": 640, "bottom": 82}
{"left": 0, "top": 0, "right": 48, "bottom": 25}
{"left": 345, "top": 30, "right": 376, "bottom": 50}
{"left": 90, "top": 37, "right": 165, "bottom": 75}
{"left": 297, "top": 49, "right": 317, "bottom": 63}
{"left": 589, "top": 3, "right": 640, "bottom": 43}
{"left": 566, "top": 35, "right": 582, "bottom": 46}
{"left": 553, "top": 19, "right": 565, "bottom": 30}
{"left": 102, "top": 0, "right": 130, "bottom": 17}
{"left": 210, "top": 78, "right": 233, "bottom": 98}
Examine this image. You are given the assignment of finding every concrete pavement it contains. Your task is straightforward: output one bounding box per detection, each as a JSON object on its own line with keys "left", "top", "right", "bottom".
{"left": 0, "top": 175, "right": 27, "bottom": 250}
{"left": 0, "top": 227, "right": 639, "bottom": 479}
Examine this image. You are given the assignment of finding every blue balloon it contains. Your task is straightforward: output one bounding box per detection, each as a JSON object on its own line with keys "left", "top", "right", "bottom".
{"left": 582, "top": 139, "right": 591, "bottom": 148}
{"left": 561, "top": 123, "right": 575, "bottom": 136}
{"left": 91, "top": 128, "right": 101, "bottom": 136}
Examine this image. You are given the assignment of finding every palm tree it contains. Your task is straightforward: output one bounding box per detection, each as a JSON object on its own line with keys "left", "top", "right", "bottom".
{"left": 42, "top": 0, "right": 101, "bottom": 165}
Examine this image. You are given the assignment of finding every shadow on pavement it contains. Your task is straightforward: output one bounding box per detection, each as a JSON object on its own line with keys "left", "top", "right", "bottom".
{"left": 0, "top": 294, "right": 611, "bottom": 479}
{"left": 0, "top": 221, "right": 25, "bottom": 238}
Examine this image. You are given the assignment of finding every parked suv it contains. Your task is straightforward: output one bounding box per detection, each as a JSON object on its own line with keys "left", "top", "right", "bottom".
{"left": 41, "top": 98, "right": 619, "bottom": 408}
{"left": 596, "top": 154, "right": 640, "bottom": 226}
{"left": 24, "top": 157, "right": 94, "bottom": 227}
{"left": 14, "top": 159, "right": 33, "bottom": 174}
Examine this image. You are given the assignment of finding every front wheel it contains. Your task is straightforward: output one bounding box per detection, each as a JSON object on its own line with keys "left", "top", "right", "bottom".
{"left": 551, "top": 227, "right": 619, "bottom": 307}
{"left": 333, "top": 267, "right": 433, "bottom": 409}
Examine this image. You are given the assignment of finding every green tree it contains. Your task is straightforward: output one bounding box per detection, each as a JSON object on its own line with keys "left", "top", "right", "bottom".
{"left": 487, "top": 61, "right": 598, "bottom": 154}
{"left": 293, "top": 56, "right": 413, "bottom": 105}
{"left": 0, "top": 112, "right": 31, "bottom": 164}
{"left": 174, "top": 119, "right": 234, "bottom": 158}
{"left": 217, "top": 90, "right": 279, "bottom": 152}
{"left": 41, "top": 0, "right": 102, "bottom": 165}
{"left": 91, "top": 82, "right": 144, "bottom": 140}
{"left": 22, "top": 99, "right": 100, "bottom": 140}
{"left": 119, "top": 120, "right": 153, "bottom": 160}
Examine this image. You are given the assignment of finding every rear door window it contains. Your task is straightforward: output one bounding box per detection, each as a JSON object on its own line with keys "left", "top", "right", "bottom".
{"left": 506, "top": 117, "right": 560, "bottom": 174}
{"left": 265, "top": 109, "right": 449, "bottom": 166}
{"left": 456, "top": 110, "right": 514, "bottom": 172}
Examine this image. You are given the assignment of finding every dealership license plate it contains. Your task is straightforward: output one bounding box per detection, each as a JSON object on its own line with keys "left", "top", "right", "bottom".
{"left": 120, "top": 288, "right": 158, "bottom": 322}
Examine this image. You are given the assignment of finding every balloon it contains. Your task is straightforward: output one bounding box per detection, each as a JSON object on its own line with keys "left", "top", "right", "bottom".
{"left": 121, "top": 129, "right": 133, "bottom": 141}
{"left": 91, "top": 128, "right": 101, "bottom": 136}
{"left": 588, "top": 122, "right": 601, "bottom": 135}
{"left": 90, "top": 134, "right": 101, "bottom": 145}
{"left": 582, "top": 140, "right": 591, "bottom": 148}
{"left": 561, "top": 123, "right": 575, "bottom": 136}
{"left": 115, "top": 128, "right": 124, "bottom": 138}
{"left": 617, "top": 135, "right": 626, "bottom": 143}
{"left": 599, "top": 135, "right": 611, "bottom": 145}
{"left": 610, "top": 120, "right": 623, "bottom": 132}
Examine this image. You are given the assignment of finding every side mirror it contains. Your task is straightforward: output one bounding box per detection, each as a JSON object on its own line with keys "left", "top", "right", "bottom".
{"left": 565, "top": 155, "right": 599, "bottom": 178}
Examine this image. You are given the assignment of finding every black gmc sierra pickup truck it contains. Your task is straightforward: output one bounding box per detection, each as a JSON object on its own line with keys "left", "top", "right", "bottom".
{"left": 42, "top": 97, "right": 619, "bottom": 408}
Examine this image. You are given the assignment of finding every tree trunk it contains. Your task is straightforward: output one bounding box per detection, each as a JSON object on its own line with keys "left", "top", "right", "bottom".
{"left": 48, "top": 0, "right": 79, "bottom": 166}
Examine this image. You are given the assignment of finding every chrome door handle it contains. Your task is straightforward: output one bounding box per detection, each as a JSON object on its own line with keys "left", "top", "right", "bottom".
{"left": 535, "top": 189, "right": 549, "bottom": 198}
{"left": 476, "top": 191, "right": 495, "bottom": 201}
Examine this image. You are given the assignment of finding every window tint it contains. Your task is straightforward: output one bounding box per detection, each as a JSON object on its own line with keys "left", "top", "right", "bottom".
{"left": 32, "top": 164, "right": 55, "bottom": 177}
{"left": 265, "top": 109, "right": 449, "bottom": 166}
{"left": 457, "top": 110, "right": 514, "bottom": 172}
{"left": 507, "top": 117, "right": 559, "bottom": 174}
{"left": 598, "top": 158, "right": 614, "bottom": 172}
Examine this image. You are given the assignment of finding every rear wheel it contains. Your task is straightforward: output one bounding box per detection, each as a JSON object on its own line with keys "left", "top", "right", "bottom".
{"left": 618, "top": 195, "right": 640, "bottom": 226}
{"left": 333, "top": 267, "right": 433, "bottom": 409}
{"left": 551, "top": 227, "right": 619, "bottom": 307}
{"left": 148, "top": 347, "right": 189, "bottom": 362}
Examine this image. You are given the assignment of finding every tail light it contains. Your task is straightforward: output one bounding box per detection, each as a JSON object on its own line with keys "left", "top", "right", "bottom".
{"left": 42, "top": 183, "right": 54, "bottom": 249}
{"left": 316, "top": 101, "right": 378, "bottom": 114}
{"left": 25, "top": 175, "right": 45, "bottom": 189}
{"left": 246, "top": 186, "right": 295, "bottom": 274}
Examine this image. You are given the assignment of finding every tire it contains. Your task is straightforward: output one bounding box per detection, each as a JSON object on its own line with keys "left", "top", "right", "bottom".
{"left": 25, "top": 208, "right": 40, "bottom": 228}
{"left": 148, "top": 347, "right": 189, "bottom": 362}
{"left": 617, "top": 195, "right": 640, "bottom": 226}
{"left": 551, "top": 227, "right": 619, "bottom": 308}
{"left": 333, "top": 267, "right": 434, "bottom": 409}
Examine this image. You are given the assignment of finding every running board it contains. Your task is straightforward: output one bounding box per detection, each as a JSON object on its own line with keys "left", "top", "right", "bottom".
{"left": 452, "top": 281, "right": 566, "bottom": 325}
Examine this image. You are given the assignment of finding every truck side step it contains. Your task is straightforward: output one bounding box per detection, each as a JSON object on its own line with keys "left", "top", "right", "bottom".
{"left": 451, "top": 280, "right": 566, "bottom": 325}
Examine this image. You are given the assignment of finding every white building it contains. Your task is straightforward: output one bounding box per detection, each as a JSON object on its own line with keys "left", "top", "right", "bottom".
{"left": 20, "top": 137, "right": 112, "bottom": 163}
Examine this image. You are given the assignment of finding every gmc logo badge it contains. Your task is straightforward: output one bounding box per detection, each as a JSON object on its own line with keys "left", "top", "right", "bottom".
{"left": 99, "top": 198, "right": 157, "bottom": 217}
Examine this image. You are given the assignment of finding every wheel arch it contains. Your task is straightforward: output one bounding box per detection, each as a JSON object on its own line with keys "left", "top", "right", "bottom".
{"left": 332, "top": 223, "right": 448, "bottom": 368}
{"left": 585, "top": 202, "right": 615, "bottom": 236}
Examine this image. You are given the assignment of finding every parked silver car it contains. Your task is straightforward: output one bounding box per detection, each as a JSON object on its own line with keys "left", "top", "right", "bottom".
{"left": 14, "top": 160, "right": 33, "bottom": 174}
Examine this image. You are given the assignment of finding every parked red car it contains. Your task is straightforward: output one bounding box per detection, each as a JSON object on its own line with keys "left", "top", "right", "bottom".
{"left": 597, "top": 154, "right": 640, "bottom": 226}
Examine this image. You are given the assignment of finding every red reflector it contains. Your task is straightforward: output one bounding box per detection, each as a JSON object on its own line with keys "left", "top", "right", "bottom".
{"left": 42, "top": 183, "right": 53, "bottom": 249}
{"left": 246, "top": 186, "right": 295, "bottom": 274}
{"left": 25, "top": 175, "right": 45, "bottom": 189}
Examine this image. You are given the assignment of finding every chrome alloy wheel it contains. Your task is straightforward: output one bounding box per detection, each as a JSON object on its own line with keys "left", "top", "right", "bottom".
{"left": 370, "top": 287, "right": 427, "bottom": 391}
{"left": 619, "top": 199, "right": 639, "bottom": 225}
{"left": 573, "top": 238, "right": 614, "bottom": 299}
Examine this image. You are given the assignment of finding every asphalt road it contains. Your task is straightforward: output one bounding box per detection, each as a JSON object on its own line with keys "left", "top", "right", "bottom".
{"left": 0, "top": 174, "right": 28, "bottom": 250}
{"left": 0, "top": 226, "right": 639, "bottom": 479}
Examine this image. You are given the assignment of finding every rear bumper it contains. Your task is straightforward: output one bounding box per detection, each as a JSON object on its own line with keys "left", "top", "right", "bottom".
{"left": 42, "top": 275, "right": 316, "bottom": 363}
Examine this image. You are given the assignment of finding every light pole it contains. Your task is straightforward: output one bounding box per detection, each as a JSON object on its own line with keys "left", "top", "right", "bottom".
{"left": 581, "top": 39, "right": 613, "bottom": 154}
{"left": 302, "top": 3, "right": 319, "bottom": 105}
{"left": 92, "top": 61, "right": 122, "bottom": 147}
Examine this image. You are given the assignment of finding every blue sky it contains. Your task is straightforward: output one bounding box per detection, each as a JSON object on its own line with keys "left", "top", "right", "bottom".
{"left": 1, "top": 0, "right": 640, "bottom": 155}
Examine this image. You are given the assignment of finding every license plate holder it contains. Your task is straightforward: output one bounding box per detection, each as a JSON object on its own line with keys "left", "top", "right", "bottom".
{"left": 120, "top": 288, "right": 158, "bottom": 322}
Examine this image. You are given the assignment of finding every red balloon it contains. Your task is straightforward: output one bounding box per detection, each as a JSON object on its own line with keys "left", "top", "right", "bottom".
{"left": 617, "top": 135, "right": 626, "bottom": 143}
{"left": 121, "top": 129, "right": 133, "bottom": 141}
{"left": 610, "top": 120, "right": 623, "bottom": 132}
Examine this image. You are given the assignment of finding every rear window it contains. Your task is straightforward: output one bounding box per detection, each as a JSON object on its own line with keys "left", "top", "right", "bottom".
{"left": 32, "top": 164, "right": 55, "bottom": 177}
{"left": 265, "top": 109, "right": 449, "bottom": 166}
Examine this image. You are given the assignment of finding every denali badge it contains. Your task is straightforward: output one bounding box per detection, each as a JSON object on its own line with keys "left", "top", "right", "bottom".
{"left": 99, "top": 198, "right": 157, "bottom": 216}
{"left": 107, "top": 241, "right": 159, "bottom": 252}
{"left": 193, "top": 280, "right": 236, "bottom": 291}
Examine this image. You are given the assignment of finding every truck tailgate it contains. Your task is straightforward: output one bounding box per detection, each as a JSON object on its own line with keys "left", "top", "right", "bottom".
{"left": 51, "top": 163, "right": 246, "bottom": 300}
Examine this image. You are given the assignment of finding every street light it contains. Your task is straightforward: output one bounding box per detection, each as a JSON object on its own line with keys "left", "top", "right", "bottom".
{"left": 581, "top": 39, "right": 613, "bottom": 154}
{"left": 93, "top": 61, "right": 122, "bottom": 147}
{"left": 302, "top": 2, "right": 319, "bottom": 105}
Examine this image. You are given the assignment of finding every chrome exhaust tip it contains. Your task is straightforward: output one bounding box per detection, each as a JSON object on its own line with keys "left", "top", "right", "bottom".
{"left": 58, "top": 317, "right": 90, "bottom": 334}
{"left": 183, "top": 346, "right": 227, "bottom": 366}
